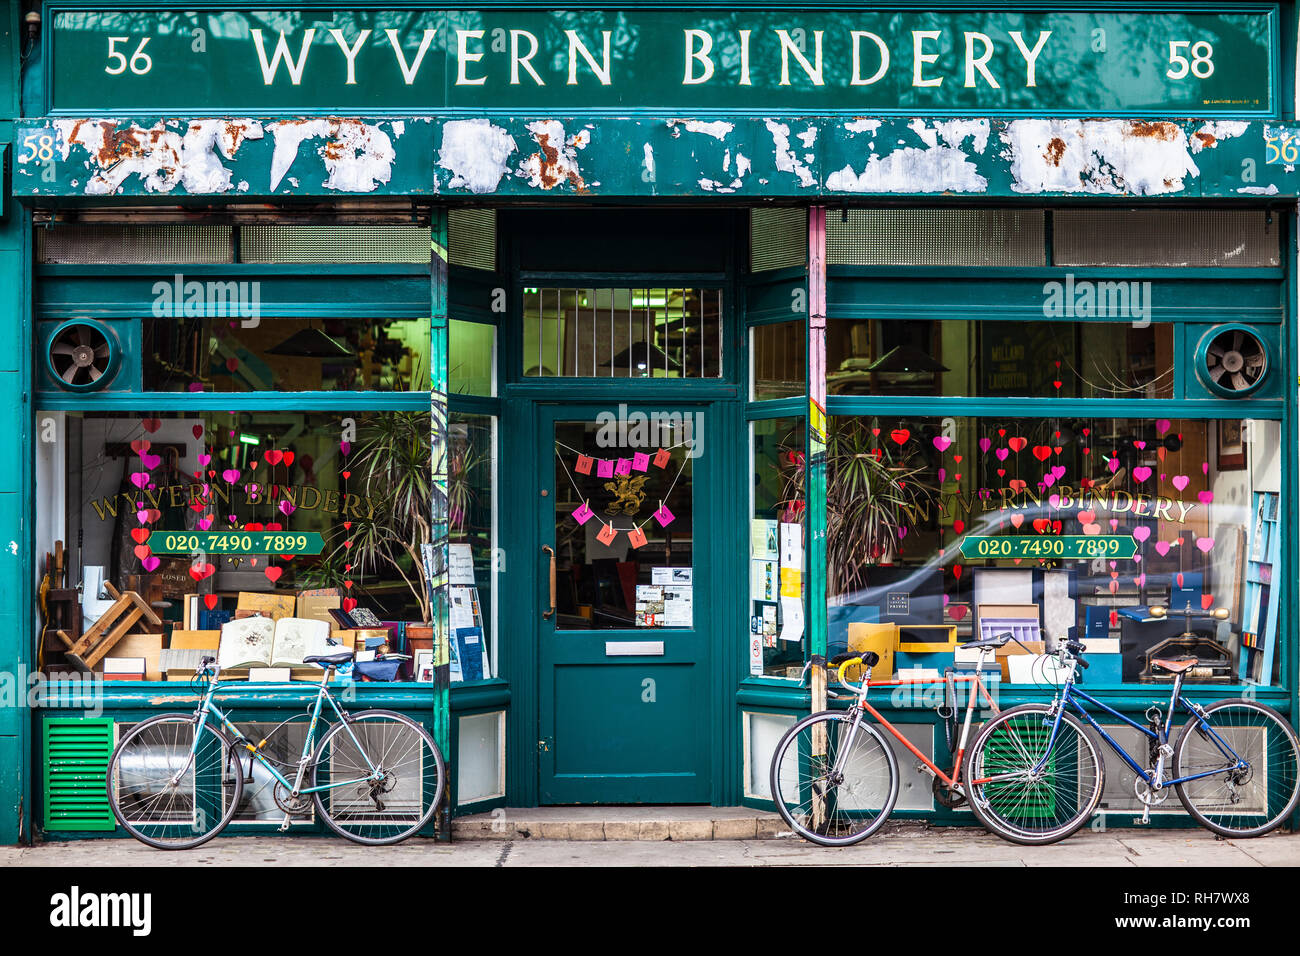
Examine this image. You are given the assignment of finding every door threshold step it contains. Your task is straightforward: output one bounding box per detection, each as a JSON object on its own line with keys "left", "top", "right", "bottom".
{"left": 452, "top": 806, "right": 788, "bottom": 841}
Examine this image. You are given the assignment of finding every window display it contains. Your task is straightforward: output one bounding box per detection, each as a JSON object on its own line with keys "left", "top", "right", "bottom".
{"left": 35, "top": 409, "right": 465, "bottom": 683}
{"left": 751, "top": 416, "right": 805, "bottom": 677}
{"left": 825, "top": 415, "right": 1281, "bottom": 686}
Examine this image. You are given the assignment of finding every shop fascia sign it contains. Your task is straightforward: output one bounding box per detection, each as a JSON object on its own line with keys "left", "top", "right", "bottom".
{"left": 48, "top": 7, "right": 1275, "bottom": 114}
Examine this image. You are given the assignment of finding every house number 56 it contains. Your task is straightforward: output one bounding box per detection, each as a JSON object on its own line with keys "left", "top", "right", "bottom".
{"left": 106, "top": 37, "right": 153, "bottom": 75}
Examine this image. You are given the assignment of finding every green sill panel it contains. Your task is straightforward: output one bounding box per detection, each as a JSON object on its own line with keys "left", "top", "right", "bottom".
{"left": 13, "top": 115, "right": 1300, "bottom": 199}
{"left": 46, "top": 7, "right": 1275, "bottom": 115}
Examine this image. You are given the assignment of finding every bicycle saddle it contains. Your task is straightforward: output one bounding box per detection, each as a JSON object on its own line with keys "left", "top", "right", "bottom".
{"left": 959, "top": 632, "right": 1011, "bottom": 651}
{"left": 303, "top": 651, "right": 355, "bottom": 665}
{"left": 1150, "top": 656, "right": 1198, "bottom": 674}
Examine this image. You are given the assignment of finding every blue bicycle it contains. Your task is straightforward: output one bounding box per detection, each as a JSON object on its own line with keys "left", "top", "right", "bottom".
{"left": 962, "top": 633, "right": 1300, "bottom": 845}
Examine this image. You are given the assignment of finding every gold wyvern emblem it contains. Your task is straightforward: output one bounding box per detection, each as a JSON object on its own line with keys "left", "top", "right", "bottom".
{"left": 604, "top": 475, "right": 648, "bottom": 516}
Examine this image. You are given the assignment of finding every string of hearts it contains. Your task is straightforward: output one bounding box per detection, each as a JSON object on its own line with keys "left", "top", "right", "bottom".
{"left": 554, "top": 441, "right": 690, "bottom": 549}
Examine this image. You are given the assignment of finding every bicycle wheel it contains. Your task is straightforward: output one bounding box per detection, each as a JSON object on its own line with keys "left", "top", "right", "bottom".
{"left": 964, "top": 704, "right": 1104, "bottom": 846}
{"left": 1173, "top": 698, "right": 1300, "bottom": 838}
{"left": 311, "top": 710, "right": 445, "bottom": 845}
{"left": 106, "top": 714, "right": 242, "bottom": 850}
{"left": 769, "top": 710, "right": 899, "bottom": 847}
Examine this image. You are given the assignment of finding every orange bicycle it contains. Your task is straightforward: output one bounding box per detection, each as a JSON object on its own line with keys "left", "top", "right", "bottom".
{"left": 769, "top": 633, "right": 1008, "bottom": 846}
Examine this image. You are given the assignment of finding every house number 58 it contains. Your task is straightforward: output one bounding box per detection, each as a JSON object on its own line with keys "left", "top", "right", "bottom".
{"left": 106, "top": 36, "right": 153, "bottom": 75}
{"left": 1166, "top": 40, "right": 1214, "bottom": 79}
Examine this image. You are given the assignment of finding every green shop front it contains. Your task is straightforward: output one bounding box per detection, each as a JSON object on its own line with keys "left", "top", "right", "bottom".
{"left": 3, "top": 2, "right": 1299, "bottom": 842}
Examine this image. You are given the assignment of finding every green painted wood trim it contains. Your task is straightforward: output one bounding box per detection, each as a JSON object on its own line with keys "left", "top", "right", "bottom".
{"left": 449, "top": 678, "right": 511, "bottom": 713}
{"left": 15, "top": 116, "right": 1300, "bottom": 199}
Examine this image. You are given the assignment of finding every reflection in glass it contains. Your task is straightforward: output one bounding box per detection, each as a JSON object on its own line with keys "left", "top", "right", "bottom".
{"left": 826, "top": 414, "right": 1280, "bottom": 686}
{"left": 142, "top": 315, "right": 430, "bottom": 392}
{"left": 751, "top": 417, "right": 805, "bottom": 677}
{"left": 827, "top": 320, "right": 1174, "bottom": 399}
{"left": 552, "top": 418, "right": 694, "bottom": 629}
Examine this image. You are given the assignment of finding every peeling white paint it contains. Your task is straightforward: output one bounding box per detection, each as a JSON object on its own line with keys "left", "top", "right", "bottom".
{"left": 764, "top": 120, "right": 816, "bottom": 188}
{"left": 643, "top": 143, "right": 655, "bottom": 179}
{"left": 797, "top": 127, "right": 818, "bottom": 149}
{"left": 1191, "top": 120, "right": 1249, "bottom": 152}
{"left": 667, "top": 119, "right": 734, "bottom": 140}
{"left": 1237, "top": 184, "right": 1280, "bottom": 194}
{"left": 267, "top": 119, "right": 395, "bottom": 192}
{"left": 844, "top": 119, "right": 881, "bottom": 136}
{"left": 437, "top": 118, "right": 516, "bottom": 194}
{"left": 827, "top": 118, "right": 989, "bottom": 194}
{"left": 1002, "top": 119, "right": 1200, "bottom": 196}
{"left": 736, "top": 153, "right": 752, "bottom": 177}
{"left": 51, "top": 118, "right": 264, "bottom": 195}
{"left": 518, "top": 119, "right": 589, "bottom": 190}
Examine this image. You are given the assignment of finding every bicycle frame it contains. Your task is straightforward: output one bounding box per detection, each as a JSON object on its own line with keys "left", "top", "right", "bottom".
{"left": 184, "top": 665, "right": 386, "bottom": 809}
{"left": 835, "top": 647, "right": 1001, "bottom": 791}
{"left": 996, "top": 662, "right": 1248, "bottom": 791}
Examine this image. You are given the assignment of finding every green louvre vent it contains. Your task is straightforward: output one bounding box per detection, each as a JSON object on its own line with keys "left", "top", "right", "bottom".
{"left": 981, "top": 723, "right": 1057, "bottom": 821}
{"left": 43, "top": 717, "right": 116, "bottom": 832}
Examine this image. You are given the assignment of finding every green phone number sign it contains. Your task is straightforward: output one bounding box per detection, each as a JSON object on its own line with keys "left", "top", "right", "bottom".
{"left": 148, "top": 531, "right": 325, "bottom": 555}
{"left": 959, "top": 535, "right": 1137, "bottom": 560}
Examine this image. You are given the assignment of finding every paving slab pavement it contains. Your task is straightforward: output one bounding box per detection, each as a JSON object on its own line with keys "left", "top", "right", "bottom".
{"left": 2, "top": 824, "right": 1295, "bottom": 866}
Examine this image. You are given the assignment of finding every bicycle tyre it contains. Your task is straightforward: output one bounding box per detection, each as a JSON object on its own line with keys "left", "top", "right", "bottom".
{"left": 1173, "top": 698, "right": 1300, "bottom": 838}
{"left": 964, "top": 703, "right": 1105, "bottom": 846}
{"left": 106, "top": 713, "right": 243, "bottom": 850}
{"left": 311, "top": 709, "right": 445, "bottom": 845}
{"left": 769, "top": 710, "right": 899, "bottom": 847}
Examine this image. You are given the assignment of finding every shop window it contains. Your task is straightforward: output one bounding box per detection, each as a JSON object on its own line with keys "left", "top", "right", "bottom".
{"left": 751, "top": 321, "right": 806, "bottom": 401}
{"left": 1053, "top": 209, "right": 1279, "bottom": 268}
{"left": 37, "top": 225, "right": 235, "bottom": 264}
{"left": 456, "top": 711, "right": 506, "bottom": 805}
{"left": 448, "top": 413, "right": 497, "bottom": 678}
{"left": 827, "top": 319, "right": 1175, "bottom": 399}
{"left": 522, "top": 287, "right": 722, "bottom": 379}
{"left": 826, "top": 415, "right": 1282, "bottom": 687}
{"left": 743, "top": 712, "right": 796, "bottom": 800}
{"left": 750, "top": 416, "right": 805, "bottom": 677}
{"left": 36, "top": 410, "right": 454, "bottom": 684}
{"left": 239, "top": 225, "right": 431, "bottom": 264}
{"left": 131, "top": 314, "right": 431, "bottom": 392}
{"left": 827, "top": 209, "right": 1046, "bottom": 267}
{"left": 750, "top": 207, "right": 807, "bottom": 272}
{"left": 449, "top": 209, "right": 497, "bottom": 271}
{"left": 450, "top": 320, "right": 496, "bottom": 396}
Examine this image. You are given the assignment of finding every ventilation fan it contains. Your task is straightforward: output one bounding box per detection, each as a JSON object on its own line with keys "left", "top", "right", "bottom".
{"left": 1195, "top": 325, "right": 1269, "bottom": 398}
{"left": 44, "top": 320, "right": 121, "bottom": 392}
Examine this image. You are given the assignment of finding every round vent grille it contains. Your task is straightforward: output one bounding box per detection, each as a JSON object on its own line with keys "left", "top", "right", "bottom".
{"left": 1196, "top": 325, "right": 1268, "bottom": 398}
{"left": 46, "top": 320, "right": 120, "bottom": 392}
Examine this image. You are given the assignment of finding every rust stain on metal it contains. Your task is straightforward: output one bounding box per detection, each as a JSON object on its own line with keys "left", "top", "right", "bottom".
{"left": 530, "top": 130, "right": 586, "bottom": 191}
{"left": 1128, "top": 120, "right": 1179, "bottom": 141}
{"left": 1044, "top": 137, "right": 1067, "bottom": 167}
{"left": 1194, "top": 131, "right": 1217, "bottom": 149}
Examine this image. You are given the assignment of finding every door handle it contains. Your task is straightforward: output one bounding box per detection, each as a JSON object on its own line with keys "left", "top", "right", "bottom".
{"left": 542, "top": 545, "right": 556, "bottom": 619}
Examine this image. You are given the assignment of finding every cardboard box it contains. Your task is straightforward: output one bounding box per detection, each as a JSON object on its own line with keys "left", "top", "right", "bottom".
{"left": 170, "top": 629, "right": 222, "bottom": 650}
{"left": 102, "top": 632, "right": 164, "bottom": 681}
{"left": 102, "top": 656, "right": 146, "bottom": 680}
{"left": 1008, "top": 653, "right": 1070, "bottom": 686}
{"left": 846, "top": 622, "right": 897, "bottom": 682}
{"left": 997, "top": 640, "right": 1046, "bottom": 682}
{"left": 297, "top": 592, "right": 342, "bottom": 625}
{"left": 237, "top": 591, "right": 296, "bottom": 621}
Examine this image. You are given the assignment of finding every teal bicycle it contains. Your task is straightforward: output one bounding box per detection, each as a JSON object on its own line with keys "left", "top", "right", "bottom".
{"left": 106, "top": 651, "right": 445, "bottom": 849}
